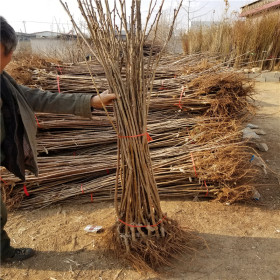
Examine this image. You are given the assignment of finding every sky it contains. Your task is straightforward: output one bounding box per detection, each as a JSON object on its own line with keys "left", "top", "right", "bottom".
{"left": 1, "top": 0, "right": 255, "bottom": 34}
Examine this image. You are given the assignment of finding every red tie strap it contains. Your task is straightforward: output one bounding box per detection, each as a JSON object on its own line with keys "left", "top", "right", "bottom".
{"left": 118, "top": 132, "right": 153, "bottom": 142}
{"left": 0, "top": 177, "right": 7, "bottom": 185}
{"left": 57, "top": 75, "right": 61, "bottom": 93}
{"left": 34, "top": 114, "right": 40, "bottom": 127}
{"left": 190, "top": 152, "right": 198, "bottom": 178}
{"left": 23, "top": 185, "right": 30, "bottom": 196}
{"left": 118, "top": 216, "right": 166, "bottom": 228}
{"left": 204, "top": 181, "right": 209, "bottom": 197}
{"left": 56, "top": 66, "right": 63, "bottom": 75}
{"left": 174, "top": 86, "right": 185, "bottom": 109}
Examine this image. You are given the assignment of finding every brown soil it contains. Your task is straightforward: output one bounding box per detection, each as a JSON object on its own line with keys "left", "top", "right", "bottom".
{"left": 1, "top": 82, "right": 280, "bottom": 280}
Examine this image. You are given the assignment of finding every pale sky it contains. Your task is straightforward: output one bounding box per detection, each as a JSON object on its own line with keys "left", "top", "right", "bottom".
{"left": 1, "top": 0, "right": 254, "bottom": 34}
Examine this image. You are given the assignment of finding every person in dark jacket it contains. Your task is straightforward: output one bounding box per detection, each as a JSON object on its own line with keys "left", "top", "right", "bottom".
{"left": 0, "top": 16, "right": 115, "bottom": 262}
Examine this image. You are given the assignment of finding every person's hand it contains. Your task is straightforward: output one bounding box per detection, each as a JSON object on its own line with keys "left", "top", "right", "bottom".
{"left": 91, "top": 90, "right": 116, "bottom": 109}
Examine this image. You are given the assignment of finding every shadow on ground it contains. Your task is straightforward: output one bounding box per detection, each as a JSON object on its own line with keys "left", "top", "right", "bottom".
{"left": 2, "top": 233, "right": 280, "bottom": 280}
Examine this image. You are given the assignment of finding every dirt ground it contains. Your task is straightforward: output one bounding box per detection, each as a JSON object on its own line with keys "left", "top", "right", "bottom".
{"left": 1, "top": 82, "right": 280, "bottom": 280}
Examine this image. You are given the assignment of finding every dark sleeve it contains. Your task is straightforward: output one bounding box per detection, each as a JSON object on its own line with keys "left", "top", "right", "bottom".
{"left": 18, "top": 85, "right": 93, "bottom": 118}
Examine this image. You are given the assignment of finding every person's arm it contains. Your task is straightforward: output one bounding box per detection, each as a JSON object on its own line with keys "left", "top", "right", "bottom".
{"left": 90, "top": 90, "right": 116, "bottom": 109}
{"left": 18, "top": 85, "right": 115, "bottom": 117}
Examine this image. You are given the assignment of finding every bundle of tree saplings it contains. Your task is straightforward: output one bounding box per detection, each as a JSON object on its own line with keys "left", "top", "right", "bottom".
{"left": 1, "top": 2, "right": 260, "bottom": 273}
{"left": 1, "top": 116, "right": 258, "bottom": 210}
{"left": 60, "top": 0, "right": 203, "bottom": 272}
{"left": 1, "top": 5, "right": 259, "bottom": 222}
{"left": 1, "top": 61, "right": 259, "bottom": 208}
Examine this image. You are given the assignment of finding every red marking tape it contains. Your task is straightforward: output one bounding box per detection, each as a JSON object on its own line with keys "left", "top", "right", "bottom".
{"left": 81, "top": 184, "right": 84, "bottom": 194}
{"left": 174, "top": 86, "right": 185, "bottom": 109}
{"left": 204, "top": 181, "right": 209, "bottom": 197}
{"left": 159, "top": 80, "right": 166, "bottom": 90}
{"left": 119, "top": 216, "right": 166, "bottom": 228}
{"left": 146, "top": 133, "right": 153, "bottom": 142}
{"left": 0, "top": 177, "right": 7, "bottom": 185}
{"left": 118, "top": 132, "right": 153, "bottom": 142}
{"left": 23, "top": 185, "right": 30, "bottom": 196}
{"left": 190, "top": 153, "right": 198, "bottom": 178}
{"left": 57, "top": 75, "right": 61, "bottom": 93}
{"left": 56, "top": 66, "right": 63, "bottom": 75}
{"left": 34, "top": 114, "right": 40, "bottom": 127}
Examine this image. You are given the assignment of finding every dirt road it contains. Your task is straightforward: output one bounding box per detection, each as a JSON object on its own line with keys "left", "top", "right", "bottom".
{"left": 1, "top": 82, "right": 279, "bottom": 280}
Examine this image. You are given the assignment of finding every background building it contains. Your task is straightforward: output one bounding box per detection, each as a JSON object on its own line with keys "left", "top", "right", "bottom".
{"left": 240, "top": 0, "right": 280, "bottom": 18}
{"left": 15, "top": 31, "right": 79, "bottom": 62}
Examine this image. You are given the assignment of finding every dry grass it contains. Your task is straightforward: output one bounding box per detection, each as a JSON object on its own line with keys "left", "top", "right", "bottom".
{"left": 187, "top": 72, "right": 256, "bottom": 118}
{"left": 182, "top": 13, "right": 280, "bottom": 69}
{"left": 215, "top": 185, "right": 256, "bottom": 204}
{"left": 6, "top": 53, "right": 61, "bottom": 85}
